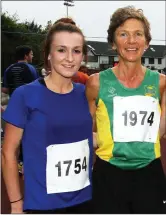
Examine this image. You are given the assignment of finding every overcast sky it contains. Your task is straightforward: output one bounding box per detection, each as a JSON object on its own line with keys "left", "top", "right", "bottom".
{"left": 2, "top": 1, "right": 166, "bottom": 45}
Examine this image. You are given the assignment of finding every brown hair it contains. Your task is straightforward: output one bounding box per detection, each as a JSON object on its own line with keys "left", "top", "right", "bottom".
{"left": 54, "top": 17, "right": 76, "bottom": 26}
{"left": 44, "top": 22, "right": 87, "bottom": 71}
{"left": 107, "top": 6, "right": 152, "bottom": 46}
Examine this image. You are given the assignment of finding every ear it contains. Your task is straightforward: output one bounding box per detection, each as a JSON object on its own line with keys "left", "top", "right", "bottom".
{"left": 24, "top": 54, "right": 28, "bottom": 60}
{"left": 112, "top": 42, "right": 117, "bottom": 50}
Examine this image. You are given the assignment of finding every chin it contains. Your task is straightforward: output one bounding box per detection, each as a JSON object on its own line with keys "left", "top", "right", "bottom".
{"left": 126, "top": 55, "right": 142, "bottom": 62}
{"left": 62, "top": 72, "right": 76, "bottom": 79}
{"left": 128, "top": 59, "right": 138, "bottom": 63}
{"left": 124, "top": 57, "right": 140, "bottom": 63}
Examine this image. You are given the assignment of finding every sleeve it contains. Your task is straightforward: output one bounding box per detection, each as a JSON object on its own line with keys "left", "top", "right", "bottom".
{"left": 2, "top": 87, "right": 28, "bottom": 129}
{"left": 29, "top": 65, "right": 39, "bottom": 79}
{"left": 23, "top": 64, "right": 39, "bottom": 83}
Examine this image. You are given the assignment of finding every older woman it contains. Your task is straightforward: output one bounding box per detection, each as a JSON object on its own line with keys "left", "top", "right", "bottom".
{"left": 86, "top": 6, "right": 166, "bottom": 214}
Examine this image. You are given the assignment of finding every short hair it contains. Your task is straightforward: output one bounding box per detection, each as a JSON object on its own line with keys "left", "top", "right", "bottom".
{"left": 15, "top": 45, "right": 32, "bottom": 61}
{"left": 44, "top": 22, "right": 87, "bottom": 71}
{"left": 107, "top": 6, "right": 152, "bottom": 46}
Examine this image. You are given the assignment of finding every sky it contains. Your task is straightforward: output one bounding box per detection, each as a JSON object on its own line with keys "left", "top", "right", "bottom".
{"left": 2, "top": 1, "right": 166, "bottom": 45}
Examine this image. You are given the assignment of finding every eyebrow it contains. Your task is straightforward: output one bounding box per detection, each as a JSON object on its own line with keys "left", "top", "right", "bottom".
{"left": 55, "top": 45, "right": 82, "bottom": 49}
{"left": 117, "top": 29, "right": 144, "bottom": 33}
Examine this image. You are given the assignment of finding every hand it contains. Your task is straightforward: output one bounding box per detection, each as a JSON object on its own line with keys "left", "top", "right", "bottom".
{"left": 11, "top": 200, "right": 24, "bottom": 214}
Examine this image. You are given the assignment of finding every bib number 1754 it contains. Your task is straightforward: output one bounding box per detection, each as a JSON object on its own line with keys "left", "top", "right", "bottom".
{"left": 55, "top": 157, "right": 87, "bottom": 177}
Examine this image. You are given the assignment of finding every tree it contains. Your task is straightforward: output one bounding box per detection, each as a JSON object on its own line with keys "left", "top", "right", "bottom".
{"left": 44, "top": 20, "right": 53, "bottom": 32}
{"left": 1, "top": 12, "right": 46, "bottom": 76}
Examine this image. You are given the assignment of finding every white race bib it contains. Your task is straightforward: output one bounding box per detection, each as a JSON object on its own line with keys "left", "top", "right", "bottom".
{"left": 46, "top": 139, "right": 90, "bottom": 194}
{"left": 113, "top": 96, "right": 160, "bottom": 143}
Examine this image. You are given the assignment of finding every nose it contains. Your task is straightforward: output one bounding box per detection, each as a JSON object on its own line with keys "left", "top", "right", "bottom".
{"left": 66, "top": 51, "right": 74, "bottom": 62}
{"left": 127, "top": 35, "right": 136, "bottom": 44}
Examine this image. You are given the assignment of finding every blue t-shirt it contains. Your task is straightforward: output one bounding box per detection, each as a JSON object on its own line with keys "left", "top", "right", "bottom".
{"left": 2, "top": 79, "right": 93, "bottom": 210}
{"left": 3, "top": 62, "right": 39, "bottom": 96}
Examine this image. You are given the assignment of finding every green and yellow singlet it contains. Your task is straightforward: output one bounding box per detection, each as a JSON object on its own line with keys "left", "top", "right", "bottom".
{"left": 96, "top": 68, "right": 161, "bottom": 169}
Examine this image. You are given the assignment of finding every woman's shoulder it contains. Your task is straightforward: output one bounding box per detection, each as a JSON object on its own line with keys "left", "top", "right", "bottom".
{"left": 13, "top": 79, "right": 42, "bottom": 96}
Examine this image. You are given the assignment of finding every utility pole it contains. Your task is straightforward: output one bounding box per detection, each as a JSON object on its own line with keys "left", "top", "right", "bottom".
{"left": 64, "top": 0, "right": 74, "bottom": 17}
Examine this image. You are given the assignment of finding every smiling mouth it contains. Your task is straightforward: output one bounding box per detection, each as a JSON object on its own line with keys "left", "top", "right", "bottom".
{"left": 125, "top": 48, "right": 138, "bottom": 52}
{"left": 63, "top": 65, "right": 74, "bottom": 68}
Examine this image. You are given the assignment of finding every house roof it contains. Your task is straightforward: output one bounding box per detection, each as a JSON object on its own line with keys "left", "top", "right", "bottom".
{"left": 86, "top": 41, "right": 166, "bottom": 58}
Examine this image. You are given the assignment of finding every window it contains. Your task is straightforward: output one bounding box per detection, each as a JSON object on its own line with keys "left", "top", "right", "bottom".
{"left": 149, "top": 58, "right": 154, "bottom": 64}
{"left": 88, "top": 56, "right": 98, "bottom": 62}
{"left": 141, "top": 57, "right": 145, "bottom": 64}
{"left": 158, "top": 58, "right": 162, "bottom": 64}
{"left": 109, "top": 56, "right": 114, "bottom": 65}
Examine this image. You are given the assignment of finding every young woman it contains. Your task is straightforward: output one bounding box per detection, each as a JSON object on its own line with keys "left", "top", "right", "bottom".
{"left": 86, "top": 6, "right": 166, "bottom": 214}
{"left": 2, "top": 22, "right": 93, "bottom": 213}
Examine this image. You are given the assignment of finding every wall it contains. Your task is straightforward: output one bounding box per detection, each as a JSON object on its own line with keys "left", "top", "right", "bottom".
{"left": 144, "top": 57, "right": 166, "bottom": 69}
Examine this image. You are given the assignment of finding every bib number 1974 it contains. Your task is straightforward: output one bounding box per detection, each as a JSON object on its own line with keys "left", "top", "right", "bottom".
{"left": 122, "top": 111, "right": 154, "bottom": 126}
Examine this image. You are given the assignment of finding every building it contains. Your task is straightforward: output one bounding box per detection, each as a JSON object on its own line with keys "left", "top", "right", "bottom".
{"left": 86, "top": 41, "right": 166, "bottom": 71}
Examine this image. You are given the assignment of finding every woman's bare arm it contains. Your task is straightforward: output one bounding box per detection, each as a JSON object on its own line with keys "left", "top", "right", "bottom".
{"left": 1, "top": 123, "right": 24, "bottom": 213}
{"left": 159, "top": 74, "right": 166, "bottom": 139}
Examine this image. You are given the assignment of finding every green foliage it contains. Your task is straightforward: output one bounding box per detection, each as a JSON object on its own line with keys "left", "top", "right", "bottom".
{"left": 1, "top": 12, "right": 47, "bottom": 76}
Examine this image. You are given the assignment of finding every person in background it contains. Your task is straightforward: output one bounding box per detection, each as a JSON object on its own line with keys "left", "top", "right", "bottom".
{"left": 162, "top": 67, "right": 166, "bottom": 75}
{"left": 2, "top": 45, "right": 39, "bottom": 174}
{"left": 41, "top": 68, "right": 47, "bottom": 77}
{"left": 72, "top": 65, "right": 89, "bottom": 85}
{"left": 2, "top": 45, "right": 39, "bottom": 96}
{"left": 2, "top": 21, "right": 93, "bottom": 214}
{"left": 1, "top": 106, "right": 5, "bottom": 139}
{"left": 86, "top": 6, "right": 166, "bottom": 213}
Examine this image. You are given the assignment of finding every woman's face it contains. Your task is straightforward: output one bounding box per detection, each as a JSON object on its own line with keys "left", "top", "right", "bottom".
{"left": 48, "top": 31, "right": 84, "bottom": 78}
{"left": 113, "top": 18, "right": 149, "bottom": 63}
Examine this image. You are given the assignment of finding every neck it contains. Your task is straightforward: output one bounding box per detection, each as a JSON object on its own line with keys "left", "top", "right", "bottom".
{"left": 17, "top": 60, "right": 28, "bottom": 63}
{"left": 116, "top": 60, "right": 145, "bottom": 81}
{"left": 45, "top": 71, "right": 73, "bottom": 94}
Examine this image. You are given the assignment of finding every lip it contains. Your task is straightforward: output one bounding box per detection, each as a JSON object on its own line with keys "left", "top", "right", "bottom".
{"left": 62, "top": 65, "right": 74, "bottom": 68}
{"left": 125, "top": 48, "right": 138, "bottom": 51}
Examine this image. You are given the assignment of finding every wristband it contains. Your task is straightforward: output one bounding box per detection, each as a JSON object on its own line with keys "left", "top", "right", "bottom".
{"left": 10, "top": 197, "right": 23, "bottom": 204}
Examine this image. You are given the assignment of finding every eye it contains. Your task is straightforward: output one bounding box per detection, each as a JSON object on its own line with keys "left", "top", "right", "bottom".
{"left": 58, "top": 49, "right": 65, "bottom": 53}
{"left": 120, "top": 32, "right": 127, "bottom": 37}
{"left": 136, "top": 32, "right": 143, "bottom": 36}
{"left": 74, "top": 49, "right": 81, "bottom": 54}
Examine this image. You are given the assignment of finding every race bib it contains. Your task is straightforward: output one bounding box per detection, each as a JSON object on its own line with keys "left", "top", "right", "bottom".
{"left": 113, "top": 96, "right": 160, "bottom": 143}
{"left": 46, "top": 139, "right": 90, "bottom": 194}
